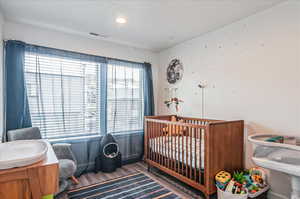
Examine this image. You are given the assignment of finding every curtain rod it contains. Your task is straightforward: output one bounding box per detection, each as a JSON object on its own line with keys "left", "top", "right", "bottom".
{"left": 3, "top": 39, "right": 148, "bottom": 66}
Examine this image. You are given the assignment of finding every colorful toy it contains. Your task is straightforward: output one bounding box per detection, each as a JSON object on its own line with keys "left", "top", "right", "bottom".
{"left": 232, "top": 171, "right": 247, "bottom": 194}
{"left": 215, "top": 169, "right": 268, "bottom": 196}
{"left": 248, "top": 184, "right": 260, "bottom": 194}
{"left": 233, "top": 171, "right": 246, "bottom": 185}
{"left": 249, "top": 167, "right": 266, "bottom": 186}
{"left": 215, "top": 171, "right": 231, "bottom": 190}
{"left": 265, "top": 136, "right": 284, "bottom": 143}
{"left": 225, "top": 179, "right": 235, "bottom": 193}
{"left": 216, "top": 171, "right": 231, "bottom": 184}
{"left": 244, "top": 174, "right": 252, "bottom": 187}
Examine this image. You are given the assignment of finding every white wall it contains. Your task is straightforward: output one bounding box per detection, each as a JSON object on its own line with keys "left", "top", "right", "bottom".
{"left": 158, "top": 1, "right": 300, "bottom": 198}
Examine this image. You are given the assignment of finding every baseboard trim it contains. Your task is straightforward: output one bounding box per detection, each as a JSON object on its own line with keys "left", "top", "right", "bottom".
{"left": 268, "top": 191, "right": 289, "bottom": 199}
{"left": 122, "top": 157, "right": 143, "bottom": 165}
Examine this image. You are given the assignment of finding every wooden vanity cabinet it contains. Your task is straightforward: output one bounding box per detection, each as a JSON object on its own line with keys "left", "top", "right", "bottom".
{"left": 0, "top": 141, "right": 59, "bottom": 199}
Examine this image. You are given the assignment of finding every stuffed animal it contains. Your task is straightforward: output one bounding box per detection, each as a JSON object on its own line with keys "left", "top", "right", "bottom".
{"left": 162, "top": 116, "right": 186, "bottom": 136}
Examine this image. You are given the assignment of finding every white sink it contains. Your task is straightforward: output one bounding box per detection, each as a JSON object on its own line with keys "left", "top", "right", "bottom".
{"left": 249, "top": 134, "right": 300, "bottom": 199}
{"left": 0, "top": 140, "right": 48, "bottom": 170}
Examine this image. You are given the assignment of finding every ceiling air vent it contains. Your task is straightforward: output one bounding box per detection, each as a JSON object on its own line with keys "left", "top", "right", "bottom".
{"left": 89, "top": 32, "right": 99, "bottom": 36}
{"left": 89, "top": 32, "right": 108, "bottom": 38}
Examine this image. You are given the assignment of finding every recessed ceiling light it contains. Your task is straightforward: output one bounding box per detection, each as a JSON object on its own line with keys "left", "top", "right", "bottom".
{"left": 116, "top": 17, "right": 127, "bottom": 24}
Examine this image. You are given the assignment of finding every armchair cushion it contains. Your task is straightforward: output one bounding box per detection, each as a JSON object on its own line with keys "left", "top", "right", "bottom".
{"left": 59, "top": 159, "right": 77, "bottom": 179}
{"left": 52, "top": 143, "right": 77, "bottom": 164}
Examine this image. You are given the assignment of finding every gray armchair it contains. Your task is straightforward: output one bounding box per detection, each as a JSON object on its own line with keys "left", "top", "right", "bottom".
{"left": 52, "top": 143, "right": 78, "bottom": 182}
{"left": 7, "top": 127, "right": 78, "bottom": 193}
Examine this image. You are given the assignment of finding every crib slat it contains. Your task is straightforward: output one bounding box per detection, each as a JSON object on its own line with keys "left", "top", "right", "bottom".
{"left": 152, "top": 121, "right": 155, "bottom": 162}
{"left": 177, "top": 128, "right": 180, "bottom": 173}
{"left": 148, "top": 121, "right": 150, "bottom": 161}
{"left": 194, "top": 127, "right": 197, "bottom": 182}
{"left": 165, "top": 125, "right": 170, "bottom": 168}
{"left": 155, "top": 121, "right": 158, "bottom": 163}
{"left": 173, "top": 124, "right": 176, "bottom": 171}
{"left": 162, "top": 123, "right": 164, "bottom": 166}
{"left": 159, "top": 123, "right": 161, "bottom": 164}
{"left": 152, "top": 121, "right": 154, "bottom": 162}
{"left": 159, "top": 122, "right": 162, "bottom": 165}
{"left": 177, "top": 126, "right": 180, "bottom": 173}
{"left": 185, "top": 127, "right": 188, "bottom": 177}
{"left": 152, "top": 122, "right": 154, "bottom": 162}
{"left": 162, "top": 123, "right": 166, "bottom": 167}
{"left": 174, "top": 124, "right": 178, "bottom": 173}
{"left": 161, "top": 123, "right": 163, "bottom": 165}
{"left": 181, "top": 128, "right": 184, "bottom": 175}
{"left": 189, "top": 127, "right": 193, "bottom": 179}
{"left": 154, "top": 121, "right": 156, "bottom": 162}
{"left": 169, "top": 124, "right": 171, "bottom": 170}
{"left": 149, "top": 122, "right": 152, "bottom": 161}
{"left": 158, "top": 122, "right": 161, "bottom": 164}
{"left": 186, "top": 127, "right": 191, "bottom": 178}
{"left": 199, "top": 127, "right": 203, "bottom": 184}
{"left": 165, "top": 125, "right": 168, "bottom": 167}
{"left": 170, "top": 124, "right": 174, "bottom": 170}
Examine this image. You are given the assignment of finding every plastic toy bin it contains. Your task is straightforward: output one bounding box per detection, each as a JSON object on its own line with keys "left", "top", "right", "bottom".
{"left": 248, "top": 185, "right": 269, "bottom": 199}
{"left": 217, "top": 187, "right": 248, "bottom": 199}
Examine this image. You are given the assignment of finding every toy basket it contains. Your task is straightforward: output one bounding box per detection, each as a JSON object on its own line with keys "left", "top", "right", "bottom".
{"left": 217, "top": 187, "right": 248, "bottom": 199}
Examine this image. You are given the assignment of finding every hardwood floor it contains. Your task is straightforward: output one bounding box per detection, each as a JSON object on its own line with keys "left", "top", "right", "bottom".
{"left": 56, "top": 161, "right": 206, "bottom": 199}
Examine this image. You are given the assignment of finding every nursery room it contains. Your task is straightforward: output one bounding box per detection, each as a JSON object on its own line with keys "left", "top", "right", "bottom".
{"left": 0, "top": 0, "right": 299, "bottom": 199}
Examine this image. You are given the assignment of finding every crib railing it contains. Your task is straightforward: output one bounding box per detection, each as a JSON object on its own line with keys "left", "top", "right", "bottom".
{"left": 145, "top": 116, "right": 217, "bottom": 186}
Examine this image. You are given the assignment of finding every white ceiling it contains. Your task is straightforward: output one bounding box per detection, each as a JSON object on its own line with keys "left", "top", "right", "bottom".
{"left": 0, "top": 0, "right": 285, "bottom": 52}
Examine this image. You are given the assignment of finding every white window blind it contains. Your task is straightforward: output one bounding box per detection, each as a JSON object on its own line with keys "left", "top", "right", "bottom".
{"left": 107, "top": 60, "right": 144, "bottom": 134}
{"left": 24, "top": 52, "right": 102, "bottom": 139}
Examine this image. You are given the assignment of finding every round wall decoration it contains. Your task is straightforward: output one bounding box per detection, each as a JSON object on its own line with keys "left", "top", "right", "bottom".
{"left": 167, "top": 59, "right": 183, "bottom": 84}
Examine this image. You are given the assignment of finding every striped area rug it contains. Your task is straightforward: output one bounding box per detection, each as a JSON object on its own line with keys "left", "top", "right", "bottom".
{"left": 68, "top": 172, "right": 181, "bottom": 199}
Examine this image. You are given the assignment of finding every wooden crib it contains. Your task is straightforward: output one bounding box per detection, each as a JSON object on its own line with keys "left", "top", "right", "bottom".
{"left": 144, "top": 115, "right": 244, "bottom": 199}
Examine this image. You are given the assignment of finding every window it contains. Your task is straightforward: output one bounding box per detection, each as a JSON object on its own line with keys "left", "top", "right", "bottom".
{"left": 24, "top": 50, "right": 145, "bottom": 139}
{"left": 24, "top": 52, "right": 102, "bottom": 139}
{"left": 107, "top": 60, "right": 144, "bottom": 134}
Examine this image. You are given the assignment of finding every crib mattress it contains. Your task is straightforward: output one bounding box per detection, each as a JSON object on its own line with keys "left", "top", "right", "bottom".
{"left": 149, "top": 136, "right": 205, "bottom": 169}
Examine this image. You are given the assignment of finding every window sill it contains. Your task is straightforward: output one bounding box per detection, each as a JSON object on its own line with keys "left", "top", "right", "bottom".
{"left": 48, "top": 131, "right": 144, "bottom": 143}
{"left": 110, "top": 131, "right": 144, "bottom": 138}
{"left": 48, "top": 134, "right": 102, "bottom": 143}
{"left": 110, "top": 130, "right": 143, "bottom": 135}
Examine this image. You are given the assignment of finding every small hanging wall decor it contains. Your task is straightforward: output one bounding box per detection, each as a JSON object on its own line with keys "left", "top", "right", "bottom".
{"left": 164, "top": 87, "right": 183, "bottom": 112}
{"left": 164, "top": 97, "right": 183, "bottom": 112}
{"left": 167, "top": 59, "right": 183, "bottom": 84}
